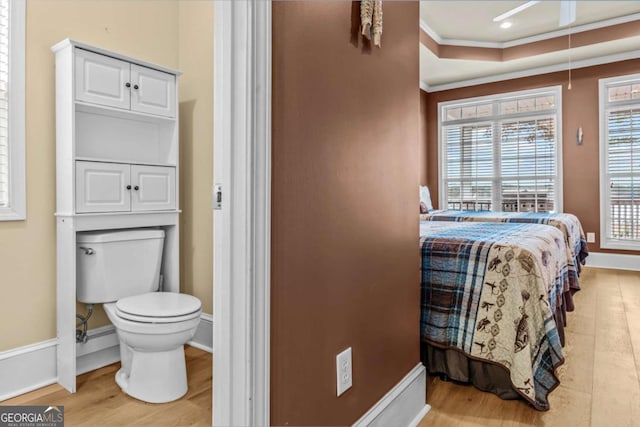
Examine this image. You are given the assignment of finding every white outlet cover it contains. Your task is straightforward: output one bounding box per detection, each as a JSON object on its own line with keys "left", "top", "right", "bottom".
{"left": 336, "top": 347, "right": 352, "bottom": 396}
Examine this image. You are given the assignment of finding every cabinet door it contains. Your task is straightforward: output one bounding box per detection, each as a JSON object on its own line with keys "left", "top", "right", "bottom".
{"left": 130, "top": 165, "right": 176, "bottom": 211}
{"left": 130, "top": 64, "right": 176, "bottom": 117}
{"left": 76, "top": 161, "right": 131, "bottom": 213}
{"left": 75, "top": 49, "right": 131, "bottom": 110}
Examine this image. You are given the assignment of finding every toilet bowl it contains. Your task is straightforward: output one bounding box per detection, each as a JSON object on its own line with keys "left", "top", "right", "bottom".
{"left": 76, "top": 229, "right": 202, "bottom": 403}
{"left": 104, "top": 292, "right": 201, "bottom": 403}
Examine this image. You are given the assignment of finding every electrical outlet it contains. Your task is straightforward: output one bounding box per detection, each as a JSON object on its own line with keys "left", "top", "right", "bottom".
{"left": 587, "top": 232, "right": 596, "bottom": 243}
{"left": 336, "top": 347, "right": 352, "bottom": 396}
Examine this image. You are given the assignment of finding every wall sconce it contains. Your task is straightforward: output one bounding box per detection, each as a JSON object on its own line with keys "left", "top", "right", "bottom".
{"left": 577, "top": 127, "right": 583, "bottom": 145}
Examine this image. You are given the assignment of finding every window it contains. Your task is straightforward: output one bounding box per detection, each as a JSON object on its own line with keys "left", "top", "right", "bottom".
{"left": 0, "top": 0, "right": 25, "bottom": 221}
{"left": 439, "top": 86, "right": 562, "bottom": 213}
{"left": 599, "top": 74, "right": 640, "bottom": 250}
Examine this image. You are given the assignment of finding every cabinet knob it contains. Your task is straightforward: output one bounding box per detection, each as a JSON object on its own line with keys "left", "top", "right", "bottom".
{"left": 125, "top": 82, "right": 131, "bottom": 88}
{"left": 133, "top": 84, "right": 139, "bottom": 90}
{"left": 126, "top": 185, "right": 132, "bottom": 190}
{"left": 134, "top": 185, "right": 140, "bottom": 191}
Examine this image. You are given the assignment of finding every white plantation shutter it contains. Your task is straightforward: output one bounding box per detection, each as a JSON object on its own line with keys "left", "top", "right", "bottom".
{"left": 0, "top": 0, "right": 9, "bottom": 207}
{"left": 444, "top": 123, "right": 493, "bottom": 210}
{"left": 440, "top": 87, "right": 562, "bottom": 213}
{"left": 600, "top": 75, "right": 640, "bottom": 249}
{"left": 500, "top": 117, "right": 556, "bottom": 212}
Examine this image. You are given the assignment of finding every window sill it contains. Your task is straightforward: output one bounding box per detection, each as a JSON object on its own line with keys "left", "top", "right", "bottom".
{"left": 0, "top": 207, "right": 26, "bottom": 221}
{"left": 600, "top": 239, "right": 640, "bottom": 252}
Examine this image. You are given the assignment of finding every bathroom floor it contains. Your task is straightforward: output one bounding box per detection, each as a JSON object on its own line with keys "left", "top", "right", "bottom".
{"left": 4, "top": 346, "right": 212, "bottom": 426}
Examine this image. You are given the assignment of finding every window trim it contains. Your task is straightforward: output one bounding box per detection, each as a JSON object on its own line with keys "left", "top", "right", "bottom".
{"left": 0, "top": 0, "right": 25, "bottom": 221}
{"left": 437, "top": 85, "right": 563, "bottom": 213}
{"left": 599, "top": 73, "right": 640, "bottom": 251}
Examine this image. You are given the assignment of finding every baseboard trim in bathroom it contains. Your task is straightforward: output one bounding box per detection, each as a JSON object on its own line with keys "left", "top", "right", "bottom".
{"left": 0, "top": 313, "right": 212, "bottom": 401}
{"left": 0, "top": 339, "right": 58, "bottom": 402}
{"left": 352, "top": 363, "right": 430, "bottom": 427}
{"left": 188, "top": 313, "right": 213, "bottom": 353}
{"left": 76, "top": 325, "right": 120, "bottom": 375}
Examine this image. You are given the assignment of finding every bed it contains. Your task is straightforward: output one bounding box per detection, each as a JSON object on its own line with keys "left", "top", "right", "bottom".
{"left": 420, "top": 209, "right": 589, "bottom": 288}
{"left": 420, "top": 221, "right": 570, "bottom": 411}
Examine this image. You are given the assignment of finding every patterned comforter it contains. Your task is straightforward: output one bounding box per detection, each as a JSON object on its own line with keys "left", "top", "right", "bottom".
{"left": 420, "top": 221, "right": 569, "bottom": 410}
{"left": 421, "top": 210, "right": 588, "bottom": 293}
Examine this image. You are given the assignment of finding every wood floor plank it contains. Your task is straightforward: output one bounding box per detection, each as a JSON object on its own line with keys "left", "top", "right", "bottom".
{"left": 2, "top": 346, "right": 212, "bottom": 426}
{"left": 619, "top": 273, "right": 640, "bottom": 388}
{"left": 419, "top": 267, "right": 640, "bottom": 427}
{"left": 555, "top": 330, "right": 594, "bottom": 393}
{"left": 538, "top": 386, "right": 591, "bottom": 427}
{"left": 590, "top": 350, "right": 640, "bottom": 427}
{"left": 564, "top": 312, "right": 595, "bottom": 336}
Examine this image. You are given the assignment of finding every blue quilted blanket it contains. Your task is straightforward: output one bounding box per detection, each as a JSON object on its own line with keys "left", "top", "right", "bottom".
{"left": 420, "top": 221, "right": 567, "bottom": 411}
{"left": 421, "top": 210, "right": 588, "bottom": 288}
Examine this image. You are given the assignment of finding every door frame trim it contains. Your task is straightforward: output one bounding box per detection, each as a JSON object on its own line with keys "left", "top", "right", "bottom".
{"left": 213, "top": 1, "right": 271, "bottom": 425}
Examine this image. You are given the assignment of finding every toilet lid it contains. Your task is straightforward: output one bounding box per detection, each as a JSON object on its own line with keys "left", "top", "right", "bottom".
{"left": 116, "top": 292, "right": 201, "bottom": 320}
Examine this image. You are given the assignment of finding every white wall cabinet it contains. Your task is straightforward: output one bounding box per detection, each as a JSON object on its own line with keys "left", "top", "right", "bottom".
{"left": 130, "top": 64, "right": 176, "bottom": 117}
{"left": 75, "top": 48, "right": 176, "bottom": 117}
{"left": 53, "top": 39, "right": 181, "bottom": 394}
{"left": 75, "top": 161, "right": 131, "bottom": 213}
{"left": 75, "top": 49, "right": 130, "bottom": 110}
{"left": 131, "top": 164, "right": 176, "bottom": 211}
{"left": 76, "top": 161, "right": 175, "bottom": 213}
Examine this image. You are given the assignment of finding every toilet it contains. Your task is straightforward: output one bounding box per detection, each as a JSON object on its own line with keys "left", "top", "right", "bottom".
{"left": 76, "top": 228, "right": 202, "bottom": 403}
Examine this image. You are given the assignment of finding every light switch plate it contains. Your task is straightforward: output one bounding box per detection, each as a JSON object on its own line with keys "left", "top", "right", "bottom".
{"left": 336, "top": 347, "right": 352, "bottom": 396}
{"left": 587, "top": 232, "right": 595, "bottom": 243}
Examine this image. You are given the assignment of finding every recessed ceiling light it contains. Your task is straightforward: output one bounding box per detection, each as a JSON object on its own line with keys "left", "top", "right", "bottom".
{"left": 500, "top": 21, "right": 513, "bottom": 29}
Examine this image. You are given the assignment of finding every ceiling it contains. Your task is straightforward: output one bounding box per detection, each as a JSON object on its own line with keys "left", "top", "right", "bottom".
{"left": 420, "top": 1, "right": 640, "bottom": 90}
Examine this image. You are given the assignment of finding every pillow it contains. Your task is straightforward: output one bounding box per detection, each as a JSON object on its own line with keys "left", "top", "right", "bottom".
{"left": 419, "top": 185, "right": 434, "bottom": 212}
{"left": 420, "top": 201, "right": 428, "bottom": 214}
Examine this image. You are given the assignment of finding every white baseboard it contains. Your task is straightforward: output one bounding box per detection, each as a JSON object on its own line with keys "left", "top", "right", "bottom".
{"left": 0, "top": 313, "right": 213, "bottom": 401}
{"left": 585, "top": 251, "right": 640, "bottom": 271}
{"left": 76, "top": 325, "right": 120, "bottom": 375}
{"left": 188, "top": 312, "right": 213, "bottom": 353}
{"left": 0, "top": 339, "right": 58, "bottom": 402}
{"left": 353, "top": 363, "right": 430, "bottom": 427}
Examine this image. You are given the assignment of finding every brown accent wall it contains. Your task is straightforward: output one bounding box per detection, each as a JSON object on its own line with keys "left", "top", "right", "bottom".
{"left": 420, "top": 89, "right": 428, "bottom": 184}
{"left": 272, "top": 2, "right": 421, "bottom": 425}
{"left": 425, "top": 59, "right": 640, "bottom": 255}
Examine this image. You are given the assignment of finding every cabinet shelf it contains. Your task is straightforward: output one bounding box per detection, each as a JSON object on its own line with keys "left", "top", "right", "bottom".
{"left": 74, "top": 156, "right": 177, "bottom": 168}
{"left": 75, "top": 101, "right": 176, "bottom": 124}
{"left": 56, "top": 210, "right": 180, "bottom": 233}
{"left": 75, "top": 108, "right": 177, "bottom": 166}
{"left": 56, "top": 210, "right": 180, "bottom": 218}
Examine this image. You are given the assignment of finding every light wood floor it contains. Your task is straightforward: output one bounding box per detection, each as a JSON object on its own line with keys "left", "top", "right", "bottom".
{"left": 418, "top": 267, "right": 640, "bottom": 426}
{"left": 4, "top": 268, "right": 640, "bottom": 426}
{"left": 3, "top": 345, "right": 211, "bottom": 426}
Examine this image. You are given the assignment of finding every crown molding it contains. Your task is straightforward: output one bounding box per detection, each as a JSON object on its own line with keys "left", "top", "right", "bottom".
{"left": 420, "top": 13, "right": 640, "bottom": 49}
{"left": 425, "top": 49, "right": 640, "bottom": 93}
{"left": 419, "top": 19, "right": 442, "bottom": 45}
{"left": 502, "top": 12, "right": 640, "bottom": 48}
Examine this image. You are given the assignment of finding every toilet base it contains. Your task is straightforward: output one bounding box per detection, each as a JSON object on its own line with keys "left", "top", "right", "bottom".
{"left": 116, "top": 345, "right": 188, "bottom": 403}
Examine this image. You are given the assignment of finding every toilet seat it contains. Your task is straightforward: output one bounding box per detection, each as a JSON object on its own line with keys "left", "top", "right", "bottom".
{"left": 116, "top": 292, "right": 201, "bottom": 324}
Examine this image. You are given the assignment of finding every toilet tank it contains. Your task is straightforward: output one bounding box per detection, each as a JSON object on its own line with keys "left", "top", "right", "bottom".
{"left": 76, "top": 229, "right": 165, "bottom": 303}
